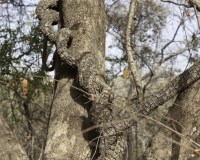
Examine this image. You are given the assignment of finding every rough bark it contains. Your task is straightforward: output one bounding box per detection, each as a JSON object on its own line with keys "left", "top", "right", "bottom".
{"left": 42, "top": 0, "right": 106, "bottom": 159}
{"left": 36, "top": 0, "right": 200, "bottom": 159}
{"left": 110, "top": 77, "right": 134, "bottom": 160}
{"left": 189, "top": 0, "right": 200, "bottom": 11}
{"left": 135, "top": 60, "right": 200, "bottom": 116}
{"left": 95, "top": 59, "right": 200, "bottom": 132}
{"left": 142, "top": 79, "right": 200, "bottom": 160}
{"left": 0, "top": 115, "right": 29, "bottom": 160}
{"left": 125, "top": 0, "right": 143, "bottom": 101}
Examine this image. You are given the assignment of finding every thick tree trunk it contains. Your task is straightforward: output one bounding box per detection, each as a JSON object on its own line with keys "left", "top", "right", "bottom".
{"left": 36, "top": 0, "right": 200, "bottom": 159}
{"left": 44, "top": 0, "right": 106, "bottom": 159}
{"left": 0, "top": 115, "right": 28, "bottom": 160}
{"left": 143, "top": 79, "right": 200, "bottom": 159}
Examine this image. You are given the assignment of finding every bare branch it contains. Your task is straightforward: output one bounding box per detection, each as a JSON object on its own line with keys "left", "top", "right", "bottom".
{"left": 194, "top": 4, "right": 200, "bottom": 29}
{"left": 160, "top": 0, "right": 190, "bottom": 8}
{"left": 142, "top": 44, "right": 194, "bottom": 80}
{"left": 189, "top": 0, "right": 200, "bottom": 11}
{"left": 160, "top": 22, "right": 183, "bottom": 64}
{"left": 125, "top": 0, "right": 143, "bottom": 101}
{"left": 107, "top": 30, "right": 194, "bottom": 87}
{"left": 137, "top": 59, "right": 200, "bottom": 116}
{"left": 107, "top": 30, "right": 152, "bottom": 70}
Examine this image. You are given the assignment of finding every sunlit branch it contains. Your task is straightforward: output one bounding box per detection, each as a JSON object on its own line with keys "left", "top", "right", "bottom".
{"left": 125, "top": 0, "right": 143, "bottom": 102}
{"left": 160, "top": 0, "right": 190, "bottom": 8}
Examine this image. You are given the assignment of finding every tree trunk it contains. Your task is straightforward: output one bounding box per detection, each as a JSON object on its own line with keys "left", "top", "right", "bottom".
{"left": 111, "top": 77, "right": 134, "bottom": 160}
{"left": 0, "top": 115, "right": 28, "bottom": 160}
{"left": 35, "top": 0, "right": 200, "bottom": 159}
{"left": 143, "top": 79, "right": 200, "bottom": 160}
{"left": 2, "top": 0, "right": 200, "bottom": 159}
{"left": 44, "top": 0, "right": 106, "bottom": 159}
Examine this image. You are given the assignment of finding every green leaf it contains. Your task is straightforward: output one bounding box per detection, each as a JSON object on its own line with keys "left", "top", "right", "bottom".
{"left": 26, "top": 22, "right": 33, "bottom": 27}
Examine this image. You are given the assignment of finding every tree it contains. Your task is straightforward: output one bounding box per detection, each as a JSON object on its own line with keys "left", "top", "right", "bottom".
{"left": 0, "top": 1, "right": 53, "bottom": 159}
{"left": 35, "top": 0, "right": 200, "bottom": 159}
{"left": 36, "top": 0, "right": 108, "bottom": 159}
{"left": 143, "top": 79, "right": 200, "bottom": 159}
{"left": 142, "top": 1, "right": 200, "bottom": 159}
{"left": 1, "top": 0, "right": 200, "bottom": 159}
{"left": 106, "top": 0, "right": 170, "bottom": 82}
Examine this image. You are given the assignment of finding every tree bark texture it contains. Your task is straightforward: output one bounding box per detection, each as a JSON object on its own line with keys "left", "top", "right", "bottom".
{"left": 142, "top": 79, "right": 200, "bottom": 160}
{"left": 42, "top": 0, "right": 106, "bottom": 159}
{"left": 125, "top": 0, "right": 143, "bottom": 101}
{"left": 135, "top": 60, "right": 200, "bottom": 117}
{"left": 111, "top": 77, "right": 134, "bottom": 160}
{"left": 189, "top": 0, "right": 200, "bottom": 11}
{"left": 36, "top": 0, "right": 200, "bottom": 159}
{"left": 0, "top": 115, "right": 29, "bottom": 160}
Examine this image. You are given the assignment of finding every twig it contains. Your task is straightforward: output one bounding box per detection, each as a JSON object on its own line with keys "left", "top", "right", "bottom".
{"left": 160, "top": 0, "right": 190, "bottom": 8}
{"left": 71, "top": 85, "right": 90, "bottom": 96}
{"left": 91, "top": 131, "right": 103, "bottom": 160}
{"left": 107, "top": 30, "right": 153, "bottom": 72}
{"left": 70, "top": 83, "right": 200, "bottom": 153}
{"left": 141, "top": 45, "right": 193, "bottom": 81}
{"left": 160, "top": 22, "right": 183, "bottom": 64}
{"left": 0, "top": 80, "right": 7, "bottom": 85}
{"left": 194, "top": 4, "right": 200, "bottom": 29}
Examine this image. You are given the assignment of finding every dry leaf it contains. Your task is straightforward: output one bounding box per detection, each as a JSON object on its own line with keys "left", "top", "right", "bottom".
{"left": 123, "top": 67, "right": 129, "bottom": 78}
{"left": 189, "top": 149, "right": 200, "bottom": 157}
{"left": 186, "top": 10, "right": 190, "bottom": 17}
{"left": 21, "top": 79, "right": 28, "bottom": 96}
{"left": 26, "top": 135, "right": 31, "bottom": 139}
{"left": 6, "top": 82, "right": 12, "bottom": 87}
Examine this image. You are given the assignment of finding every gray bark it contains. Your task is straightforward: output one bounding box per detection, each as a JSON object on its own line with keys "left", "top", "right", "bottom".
{"left": 111, "top": 77, "right": 134, "bottom": 160}
{"left": 43, "top": 0, "right": 106, "bottom": 159}
{"left": 36, "top": 0, "right": 200, "bottom": 159}
{"left": 143, "top": 79, "right": 200, "bottom": 160}
{"left": 0, "top": 115, "right": 29, "bottom": 160}
{"left": 2, "top": 0, "right": 200, "bottom": 159}
{"left": 125, "top": 0, "right": 143, "bottom": 101}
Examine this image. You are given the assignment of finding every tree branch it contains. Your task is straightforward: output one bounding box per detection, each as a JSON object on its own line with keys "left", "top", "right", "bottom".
{"left": 160, "top": 22, "right": 183, "bottom": 64}
{"left": 125, "top": 0, "right": 143, "bottom": 102}
{"left": 160, "top": 0, "right": 190, "bottom": 8}
{"left": 136, "top": 59, "right": 200, "bottom": 116}
{"left": 141, "top": 44, "right": 194, "bottom": 81}
{"left": 194, "top": 4, "right": 200, "bottom": 29}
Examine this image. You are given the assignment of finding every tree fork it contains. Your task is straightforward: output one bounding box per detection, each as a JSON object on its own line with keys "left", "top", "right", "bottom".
{"left": 36, "top": 0, "right": 107, "bottom": 159}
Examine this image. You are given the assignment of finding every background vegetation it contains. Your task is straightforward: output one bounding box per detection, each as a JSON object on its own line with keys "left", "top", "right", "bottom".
{"left": 0, "top": 0, "right": 199, "bottom": 159}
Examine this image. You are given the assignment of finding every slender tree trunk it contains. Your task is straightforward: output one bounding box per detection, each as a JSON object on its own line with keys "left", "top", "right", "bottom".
{"left": 44, "top": 0, "right": 106, "bottom": 159}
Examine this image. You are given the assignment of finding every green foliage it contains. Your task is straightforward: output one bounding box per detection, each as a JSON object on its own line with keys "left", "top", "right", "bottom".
{"left": 0, "top": 20, "right": 54, "bottom": 80}
{"left": 0, "top": 11, "right": 54, "bottom": 136}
